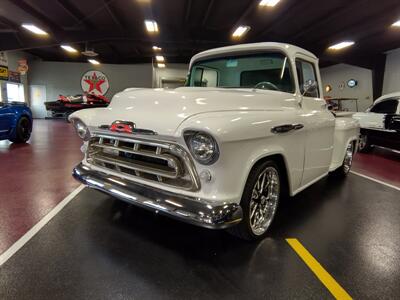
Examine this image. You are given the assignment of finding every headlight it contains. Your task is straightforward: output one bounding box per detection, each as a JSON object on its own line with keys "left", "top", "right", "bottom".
{"left": 71, "top": 118, "right": 91, "bottom": 141}
{"left": 185, "top": 131, "right": 219, "bottom": 165}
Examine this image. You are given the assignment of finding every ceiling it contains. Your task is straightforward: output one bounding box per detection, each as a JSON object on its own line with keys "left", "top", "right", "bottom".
{"left": 0, "top": 0, "right": 400, "bottom": 69}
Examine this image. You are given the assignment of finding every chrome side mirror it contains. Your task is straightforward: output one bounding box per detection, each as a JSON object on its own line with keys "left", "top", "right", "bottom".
{"left": 302, "top": 80, "right": 318, "bottom": 96}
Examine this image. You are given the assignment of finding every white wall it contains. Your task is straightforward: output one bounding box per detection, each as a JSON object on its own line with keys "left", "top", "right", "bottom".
{"left": 383, "top": 48, "right": 400, "bottom": 94}
{"left": 320, "top": 63, "right": 373, "bottom": 112}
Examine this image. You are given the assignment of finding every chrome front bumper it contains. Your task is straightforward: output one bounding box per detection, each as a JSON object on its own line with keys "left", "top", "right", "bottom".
{"left": 73, "top": 163, "right": 243, "bottom": 229}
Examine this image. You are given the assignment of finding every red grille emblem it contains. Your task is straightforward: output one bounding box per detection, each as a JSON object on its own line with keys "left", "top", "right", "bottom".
{"left": 110, "top": 121, "right": 136, "bottom": 133}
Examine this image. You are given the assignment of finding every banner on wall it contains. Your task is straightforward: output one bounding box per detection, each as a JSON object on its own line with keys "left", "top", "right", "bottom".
{"left": 81, "top": 70, "right": 110, "bottom": 96}
{"left": 0, "top": 52, "right": 8, "bottom": 67}
{"left": 17, "top": 59, "right": 28, "bottom": 75}
{"left": 8, "top": 71, "right": 21, "bottom": 83}
{"left": 0, "top": 66, "right": 9, "bottom": 80}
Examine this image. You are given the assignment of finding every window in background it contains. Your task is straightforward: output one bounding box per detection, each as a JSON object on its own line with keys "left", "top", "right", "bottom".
{"left": 7, "top": 83, "right": 25, "bottom": 102}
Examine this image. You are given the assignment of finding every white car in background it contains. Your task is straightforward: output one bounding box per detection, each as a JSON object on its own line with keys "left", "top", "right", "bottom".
{"left": 70, "top": 43, "right": 359, "bottom": 240}
{"left": 353, "top": 93, "right": 400, "bottom": 152}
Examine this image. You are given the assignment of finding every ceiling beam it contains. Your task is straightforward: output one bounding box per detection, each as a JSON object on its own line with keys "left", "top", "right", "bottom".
{"left": 201, "top": 0, "right": 215, "bottom": 26}
{"left": 56, "top": 0, "right": 95, "bottom": 29}
{"left": 103, "top": 0, "right": 125, "bottom": 32}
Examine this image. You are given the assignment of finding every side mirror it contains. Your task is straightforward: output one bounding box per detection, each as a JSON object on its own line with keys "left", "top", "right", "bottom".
{"left": 302, "top": 80, "right": 318, "bottom": 96}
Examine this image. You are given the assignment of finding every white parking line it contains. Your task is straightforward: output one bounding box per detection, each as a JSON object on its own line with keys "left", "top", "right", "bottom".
{"left": 0, "top": 185, "right": 85, "bottom": 267}
{"left": 350, "top": 171, "right": 400, "bottom": 191}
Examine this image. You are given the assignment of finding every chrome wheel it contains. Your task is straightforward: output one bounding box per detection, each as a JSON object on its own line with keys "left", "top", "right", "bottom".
{"left": 358, "top": 134, "right": 367, "bottom": 151}
{"left": 249, "top": 167, "right": 280, "bottom": 236}
{"left": 343, "top": 143, "right": 354, "bottom": 174}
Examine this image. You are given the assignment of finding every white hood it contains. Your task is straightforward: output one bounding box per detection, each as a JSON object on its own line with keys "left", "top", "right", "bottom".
{"left": 78, "top": 87, "right": 295, "bottom": 135}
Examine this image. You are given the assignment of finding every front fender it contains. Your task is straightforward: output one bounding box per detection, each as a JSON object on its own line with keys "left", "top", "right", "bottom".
{"left": 175, "top": 110, "right": 305, "bottom": 198}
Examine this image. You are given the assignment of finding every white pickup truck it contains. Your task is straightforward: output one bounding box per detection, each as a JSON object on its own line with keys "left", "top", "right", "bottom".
{"left": 70, "top": 42, "right": 359, "bottom": 240}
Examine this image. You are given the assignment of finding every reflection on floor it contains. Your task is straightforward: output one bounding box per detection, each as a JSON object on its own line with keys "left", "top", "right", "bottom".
{"left": 353, "top": 147, "right": 400, "bottom": 188}
{"left": 0, "top": 120, "right": 82, "bottom": 254}
{"left": 0, "top": 175, "right": 399, "bottom": 299}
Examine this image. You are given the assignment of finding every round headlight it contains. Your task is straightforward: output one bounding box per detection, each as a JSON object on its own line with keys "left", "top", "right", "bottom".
{"left": 72, "top": 119, "right": 91, "bottom": 141}
{"left": 187, "top": 132, "right": 219, "bottom": 165}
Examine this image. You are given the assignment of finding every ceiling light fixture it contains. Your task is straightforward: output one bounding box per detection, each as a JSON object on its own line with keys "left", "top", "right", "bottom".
{"left": 88, "top": 59, "right": 100, "bottom": 65}
{"left": 157, "top": 63, "right": 166, "bottom": 68}
{"left": 328, "top": 41, "right": 355, "bottom": 50}
{"left": 156, "top": 55, "right": 165, "bottom": 62}
{"left": 259, "top": 0, "right": 281, "bottom": 7}
{"left": 232, "top": 26, "right": 250, "bottom": 38}
{"left": 145, "top": 20, "right": 159, "bottom": 33}
{"left": 392, "top": 20, "right": 400, "bottom": 27}
{"left": 21, "top": 24, "right": 48, "bottom": 35}
{"left": 60, "top": 45, "right": 78, "bottom": 53}
{"left": 152, "top": 46, "right": 162, "bottom": 51}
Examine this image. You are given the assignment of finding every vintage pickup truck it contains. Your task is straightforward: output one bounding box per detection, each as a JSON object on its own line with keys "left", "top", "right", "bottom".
{"left": 70, "top": 43, "right": 359, "bottom": 240}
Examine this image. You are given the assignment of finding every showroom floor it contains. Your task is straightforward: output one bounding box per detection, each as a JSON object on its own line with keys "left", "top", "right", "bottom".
{"left": 0, "top": 120, "right": 399, "bottom": 299}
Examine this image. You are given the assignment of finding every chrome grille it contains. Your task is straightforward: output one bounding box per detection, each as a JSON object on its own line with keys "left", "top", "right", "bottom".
{"left": 86, "top": 135, "right": 200, "bottom": 191}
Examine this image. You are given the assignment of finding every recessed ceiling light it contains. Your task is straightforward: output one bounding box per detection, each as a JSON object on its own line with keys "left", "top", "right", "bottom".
{"left": 232, "top": 26, "right": 250, "bottom": 38}
{"left": 259, "top": 0, "right": 281, "bottom": 7}
{"left": 392, "top": 20, "right": 400, "bottom": 27}
{"left": 152, "top": 46, "right": 162, "bottom": 51}
{"left": 60, "top": 45, "right": 78, "bottom": 53}
{"left": 157, "top": 63, "right": 166, "bottom": 68}
{"left": 328, "top": 41, "right": 355, "bottom": 50}
{"left": 145, "top": 20, "right": 159, "bottom": 33}
{"left": 21, "top": 24, "right": 48, "bottom": 35}
{"left": 88, "top": 59, "right": 100, "bottom": 65}
{"left": 156, "top": 55, "right": 165, "bottom": 62}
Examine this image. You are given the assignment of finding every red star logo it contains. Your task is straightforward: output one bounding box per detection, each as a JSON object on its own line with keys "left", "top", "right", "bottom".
{"left": 84, "top": 72, "right": 105, "bottom": 93}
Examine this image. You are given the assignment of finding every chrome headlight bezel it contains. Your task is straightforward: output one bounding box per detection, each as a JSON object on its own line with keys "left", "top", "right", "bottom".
{"left": 184, "top": 131, "right": 219, "bottom": 165}
{"left": 71, "top": 118, "right": 91, "bottom": 141}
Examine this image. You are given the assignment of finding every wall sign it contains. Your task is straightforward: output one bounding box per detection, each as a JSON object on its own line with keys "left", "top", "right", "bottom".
{"left": 8, "top": 71, "right": 21, "bottom": 83}
{"left": 347, "top": 79, "right": 358, "bottom": 88}
{"left": 17, "top": 59, "right": 28, "bottom": 75}
{"left": 81, "top": 70, "right": 110, "bottom": 96}
{"left": 0, "top": 52, "right": 8, "bottom": 67}
{"left": 0, "top": 66, "right": 9, "bottom": 80}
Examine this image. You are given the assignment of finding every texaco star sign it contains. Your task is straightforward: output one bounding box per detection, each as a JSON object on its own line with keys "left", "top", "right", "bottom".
{"left": 81, "top": 70, "right": 110, "bottom": 96}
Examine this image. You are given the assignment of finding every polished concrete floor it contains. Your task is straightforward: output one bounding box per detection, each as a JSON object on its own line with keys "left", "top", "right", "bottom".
{"left": 0, "top": 174, "right": 399, "bottom": 299}
{"left": 0, "top": 120, "right": 399, "bottom": 299}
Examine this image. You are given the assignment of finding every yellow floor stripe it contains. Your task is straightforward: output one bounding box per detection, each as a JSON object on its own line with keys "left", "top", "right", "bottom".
{"left": 286, "top": 238, "right": 352, "bottom": 300}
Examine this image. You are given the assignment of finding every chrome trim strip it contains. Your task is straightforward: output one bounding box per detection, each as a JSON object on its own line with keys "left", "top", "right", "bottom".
{"left": 73, "top": 163, "right": 242, "bottom": 229}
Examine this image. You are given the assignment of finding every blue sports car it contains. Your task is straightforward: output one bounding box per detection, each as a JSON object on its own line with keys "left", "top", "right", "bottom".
{"left": 0, "top": 102, "right": 33, "bottom": 143}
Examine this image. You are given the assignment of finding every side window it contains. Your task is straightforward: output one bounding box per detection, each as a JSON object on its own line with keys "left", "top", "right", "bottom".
{"left": 370, "top": 99, "right": 399, "bottom": 114}
{"left": 296, "top": 59, "right": 320, "bottom": 98}
{"left": 191, "top": 67, "right": 218, "bottom": 87}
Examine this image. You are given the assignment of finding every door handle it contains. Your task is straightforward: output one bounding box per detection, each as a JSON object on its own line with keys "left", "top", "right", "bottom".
{"left": 271, "top": 124, "right": 304, "bottom": 134}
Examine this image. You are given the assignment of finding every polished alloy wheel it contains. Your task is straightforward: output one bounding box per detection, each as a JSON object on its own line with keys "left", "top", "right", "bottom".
{"left": 249, "top": 167, "right": 280, "bottom": 236}
{"left": 343, "top": 142, "right": 354, "bottom": 174}
{"left": 358, "top": 134, "right": 367, "bottom": 151}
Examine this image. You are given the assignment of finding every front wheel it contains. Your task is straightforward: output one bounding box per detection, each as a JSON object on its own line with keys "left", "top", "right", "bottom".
{"left": 9, "top": 116, "right": 32, "bottom": 143}
{"left": 227, "top": 160, "right": 281, "bottom": 241}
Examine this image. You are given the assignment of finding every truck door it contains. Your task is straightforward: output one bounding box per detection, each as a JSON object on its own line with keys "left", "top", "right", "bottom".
{"left": 296, "top": 57, "right": 335, "bottom": 187}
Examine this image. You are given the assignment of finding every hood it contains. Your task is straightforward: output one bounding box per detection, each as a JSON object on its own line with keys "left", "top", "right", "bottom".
{"left": 81, "top": 87, "right": 296, "bottom": 135}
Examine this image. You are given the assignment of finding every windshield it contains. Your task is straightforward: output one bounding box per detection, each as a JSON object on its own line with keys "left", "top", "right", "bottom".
{"left": 188, "top": 52, "right": 295, "bottom": 93}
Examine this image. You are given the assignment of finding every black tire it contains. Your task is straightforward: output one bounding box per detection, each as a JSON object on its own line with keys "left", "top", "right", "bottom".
{"left": 9, "top": 116, "right": 32, "bottom": 143}
{"left": 330, "top": 141, "right": 354, "bottom": 178}
{"left": 227, "top": 160, "right": 282, "bottom": 241}
{"left": 358, "top": 134, "right": 372, "bottom": 153}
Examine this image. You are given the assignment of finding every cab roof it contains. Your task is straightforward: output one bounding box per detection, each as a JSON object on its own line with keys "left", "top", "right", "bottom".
{"left": 189, "top": 42, "right": 318, "bottom": 68}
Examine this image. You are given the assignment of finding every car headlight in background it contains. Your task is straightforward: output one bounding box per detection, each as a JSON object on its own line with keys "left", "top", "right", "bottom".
{"left": 71, "top": 118, "right": 91, "bottom": 141}
{"left": 184, "top": 131, "right": 219, "bottom": 165}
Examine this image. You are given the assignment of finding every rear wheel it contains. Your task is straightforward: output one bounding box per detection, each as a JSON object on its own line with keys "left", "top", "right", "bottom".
{"left": 331, "top": 142, "right": 354, "bottom": 177}
{"left": 9, "top": 116, "right": 32, "bottom": 143}
{"left": 227, "top": 160, "right": 281, "bottom": 241}
{"left": 358, "top": 134, "right": 372, "bottom": 153}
